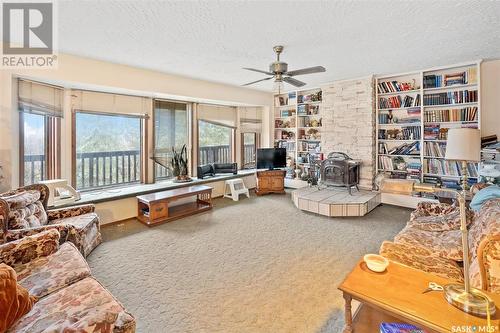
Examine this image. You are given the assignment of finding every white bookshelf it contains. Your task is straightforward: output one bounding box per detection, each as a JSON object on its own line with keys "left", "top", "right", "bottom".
{"left": 273, "top": 88, "right": 323, "bottom": 186}
{"left": 375, "top": 61, "right": 481, "bottom": 194}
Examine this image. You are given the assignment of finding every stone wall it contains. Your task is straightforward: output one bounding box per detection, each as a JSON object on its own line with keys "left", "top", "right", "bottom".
{"left": 320, "top": 77, "right": 375, "bottom": 189}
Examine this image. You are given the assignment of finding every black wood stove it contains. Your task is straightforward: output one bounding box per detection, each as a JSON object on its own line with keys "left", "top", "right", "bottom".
{"left": 319, "top": 152, "right": 361, "bottom": 195}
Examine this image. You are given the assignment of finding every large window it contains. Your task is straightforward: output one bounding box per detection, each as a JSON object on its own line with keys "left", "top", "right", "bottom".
{"left": 18, "top": 79, "right": 62, "bottom": 186}
{"left": 198, "top": 120, "right": 233, "bottom": 164}
{"left": 75, "top": 112, "right": 142, "bottom": 190}
{"left": 153, "top": 101, "right": 188, "bottom": 180}
{"left": 21, "top": 113, "right": 46, "bottom": 185}
{"left": 242, "top": 133, "right": 257, "bottom": 169}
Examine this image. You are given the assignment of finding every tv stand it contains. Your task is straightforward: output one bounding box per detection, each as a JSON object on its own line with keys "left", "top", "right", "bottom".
{"left": 255, "top": 170, "right": 286, "bottom": 196}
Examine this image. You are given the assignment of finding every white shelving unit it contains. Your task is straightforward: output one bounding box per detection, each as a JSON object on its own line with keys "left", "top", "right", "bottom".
{"left": 273, "top": 88, "right": 323, "bottom": 187}
{"left": 375, "top": 61, "right": 481, "bottom": 197}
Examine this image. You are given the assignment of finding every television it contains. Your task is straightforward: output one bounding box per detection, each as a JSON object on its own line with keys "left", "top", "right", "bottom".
{"left": 257, "top": 148, "right": 287, "bottom": 170}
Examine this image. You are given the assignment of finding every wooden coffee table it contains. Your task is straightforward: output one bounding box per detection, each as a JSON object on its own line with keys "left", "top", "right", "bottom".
{"left": 338, "top": 259, "right": 500, "bottom": 333}
{"left": 136, "top": 185, "right": 213, "bottom": 226}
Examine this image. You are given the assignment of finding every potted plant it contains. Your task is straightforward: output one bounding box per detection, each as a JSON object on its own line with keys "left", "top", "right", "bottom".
{"left": 171, "top": 144, "right": 192, "bottom": 182}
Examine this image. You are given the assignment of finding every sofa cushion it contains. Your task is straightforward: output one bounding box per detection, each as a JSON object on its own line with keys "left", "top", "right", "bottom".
{"left": 15, "top": 242, "right": 91, "bottom": 299}
{"left": 407, "top": 208, "right": 474, "bottom": 232}
{"left": 470, "top": 185, "right": 500, "bottom": 212}
{"left": 2, "top": 190, "right": 40, "bottom": 210}
{"left": 380, "top": 241, "right": 464, "bottom": 282}
{"left": 394, "top": 225, "right": 463, "bottom": 261}
{"left": 0, "top": 264, "right": 36, "bottom": 333}
{"left": 8, "top": 201, "right": 48, "bottom": 230}
{"left": 8, "top": 277, "right": 136, "bottom": 333}
{"left": 0, "top": 230, "right": 60, "bottom": 268}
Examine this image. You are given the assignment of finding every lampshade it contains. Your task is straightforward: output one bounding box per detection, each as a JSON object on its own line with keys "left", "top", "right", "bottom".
{"left": 445, "top": 128, "right": 481, "bottom": 162}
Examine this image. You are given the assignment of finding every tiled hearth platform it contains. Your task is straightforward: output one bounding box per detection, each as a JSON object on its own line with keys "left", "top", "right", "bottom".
{"left": 292, "top": 187, "right": 380, "bottom": 217}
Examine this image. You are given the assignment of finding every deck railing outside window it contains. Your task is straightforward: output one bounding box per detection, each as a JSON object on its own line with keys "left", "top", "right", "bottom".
{"left": 25, "top": 144, "right": 255, "bottom": 188}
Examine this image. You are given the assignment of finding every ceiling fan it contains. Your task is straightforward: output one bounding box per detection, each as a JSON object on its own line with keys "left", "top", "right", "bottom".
{"left": 242, "top": 45, "right": 326, "bottom": 89}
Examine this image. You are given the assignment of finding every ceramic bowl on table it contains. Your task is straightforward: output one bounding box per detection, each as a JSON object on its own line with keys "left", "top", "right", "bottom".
{"left": 363, "top": 254, "right": 389, "bottom": 272}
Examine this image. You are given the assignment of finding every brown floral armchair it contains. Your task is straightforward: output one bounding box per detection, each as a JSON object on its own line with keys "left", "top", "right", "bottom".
{"left": 0, "top": 184, "right": 102, "bottom": 257}
{"left": 0, "top": 229, "right": 135, "bottom": 332}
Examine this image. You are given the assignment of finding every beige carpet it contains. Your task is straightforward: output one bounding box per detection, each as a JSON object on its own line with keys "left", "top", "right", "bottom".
{"left": 87, "top": 191, "right": 410, "bottom": 333}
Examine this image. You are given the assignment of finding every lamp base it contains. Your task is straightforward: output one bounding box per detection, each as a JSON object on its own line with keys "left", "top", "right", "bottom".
{"left": 444, "top": 284, "right": 496, "bottom": 317}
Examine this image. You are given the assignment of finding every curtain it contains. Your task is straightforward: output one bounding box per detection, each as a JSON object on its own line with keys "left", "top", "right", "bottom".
{"left": 18, "top": 79, "right": 64, "bottom": 117}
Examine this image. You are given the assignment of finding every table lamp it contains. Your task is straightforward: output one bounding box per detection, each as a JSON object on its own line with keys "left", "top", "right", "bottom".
{"left": 391, "top": 128, "right": 495, "bottom": 316}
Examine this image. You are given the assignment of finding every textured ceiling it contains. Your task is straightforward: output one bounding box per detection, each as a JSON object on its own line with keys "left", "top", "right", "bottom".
{"left": 58, "top": 0, "right": 500, "bottom": 91}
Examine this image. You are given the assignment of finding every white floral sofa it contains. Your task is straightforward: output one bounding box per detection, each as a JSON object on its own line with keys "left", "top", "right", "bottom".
{"left": 0, "top": 184, "right": 102, "bottom": 257}
{"left": 380, "top": 198, "right": 500, "bottom": 293}
{"left": 0, "top": 229, "right": 135, "bottom": 332}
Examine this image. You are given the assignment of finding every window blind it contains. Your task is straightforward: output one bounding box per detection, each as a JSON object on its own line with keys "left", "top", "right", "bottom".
{"left": 197, "top": 104, "right": 237, "bottom": 128}
{"left": 71, "top": 90, "right": 149, "bottom": 118}
{"left": 239, "top": 106, "right": 263, "bottom": 132}
{"left": 18, "top": 79, "right": 64, "bottom": 118}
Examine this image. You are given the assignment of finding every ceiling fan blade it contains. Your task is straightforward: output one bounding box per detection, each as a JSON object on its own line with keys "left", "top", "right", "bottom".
{"left": 242, "top": 67, "right": 274, "bottom": 75}
{"left": 283, "top": 76, "right": 306, "bottom": 87}
{"left": 286, "top": 66, "right": 326, "bottom": 77}
{"left": 241, "top": 77, "right": 274, "bottom": 86}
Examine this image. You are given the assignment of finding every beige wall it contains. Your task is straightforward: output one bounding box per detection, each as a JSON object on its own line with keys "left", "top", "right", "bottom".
{"left": 481, "top": 60, "right": 500, "bottom": 138}
{"left": 0, "top": 53, "right": 273, "bottom": 191}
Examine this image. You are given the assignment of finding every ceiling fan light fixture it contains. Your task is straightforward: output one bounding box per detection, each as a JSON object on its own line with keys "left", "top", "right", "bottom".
{"left": 273, "top": 80, "right": 284, "bottom": 94}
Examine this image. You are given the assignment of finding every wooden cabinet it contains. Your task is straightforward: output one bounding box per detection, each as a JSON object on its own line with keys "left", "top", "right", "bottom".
{"left": 255, "top": 170, "right": 286, "bottom": 196}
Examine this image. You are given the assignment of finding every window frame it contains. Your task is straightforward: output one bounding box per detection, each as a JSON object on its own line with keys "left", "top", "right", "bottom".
{"left": 71, "top": 110, "right": 145, "bottom": 191}
{"left": 19, "top": 112, "right": 61, "bottom": 186}
{"left": 152, "top": 99, "right": 190, "bottom": 181}
{"left": 241, "top": 132, "right": 260, "bottom": 169}
{"left": 197, "top": 119, "right": 236, "bottom": 166}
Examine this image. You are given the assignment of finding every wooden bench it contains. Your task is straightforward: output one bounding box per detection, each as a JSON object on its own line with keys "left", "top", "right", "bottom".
{"left": 136, "top": 185, "right": 213, "bottom": 226}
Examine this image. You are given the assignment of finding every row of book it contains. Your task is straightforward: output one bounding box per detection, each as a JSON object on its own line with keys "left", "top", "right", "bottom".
{"left": 422, "top": 175, "right": 477, "bottom": 190}
{"left": 378, "top": 126, "right": 421, "bottom": 140}
{"left": 423, "top": 107, "right": 478, "bottom": 122}
{"left": 423, "top": 68, "right": 477, "bottom": 88}
{"left": 423, "top": 125, "right": 447, "bottom": 140}
{"left": 423, "top": 142, "right": 446, "bottom": 157}
{"left": 379, "top": 94, "right": 421, "bottom": 109}
{"left": 423, "top": 159, "right": 478, "bottom": 177}
{"left": 377, "top": 80, "right": 417, "bottom": 94}
{"left": 378, "top": 141, "right": 420, "bottom": 155}
{"left": 423, "top": 90, "right": 478, "bottom": 106}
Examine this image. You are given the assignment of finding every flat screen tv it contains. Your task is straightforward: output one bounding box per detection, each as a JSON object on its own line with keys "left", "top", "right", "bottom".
{"left": 257, "top": 148, "right": 287, "bottom": 170}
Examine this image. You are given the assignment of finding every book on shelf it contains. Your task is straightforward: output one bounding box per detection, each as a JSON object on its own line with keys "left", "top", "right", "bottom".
{"left": 379, "top": 142, "right": 420, "bottom": 155}
{"left": 378, "top": 126, "right": 421, "bottom": 140}
{"left": 423, "top": 107, "right": 478, "bottom": 122}
{"left": 275, "top": 140, "right": 296, "bottom": 151}
{"left": 423, "top": 67, "right": 477, "bottom": 88}
{"left": 379, "top": 94, "right": 421, "bottom": 109}
{"left": 424, "top": 141, "right": 446, "bottom": 157}
{"left": 481, "top": 135, "right": 498, "bottom": 148}
{"left": 377, "top": 80, "right": 417, "bottom": 93}
{"left": 423, "top": 90, "right": 477, "bottom": 106}
{"left": 423, "top": 159, "right": 478, "bottom": 178}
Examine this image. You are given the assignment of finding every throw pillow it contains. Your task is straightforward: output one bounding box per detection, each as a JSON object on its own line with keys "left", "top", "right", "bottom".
{"left": 0, "top": 264, "right": 36, "bottom": 333}
{"left": 470, "top": 185, "right": 500, "bottom": 212}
